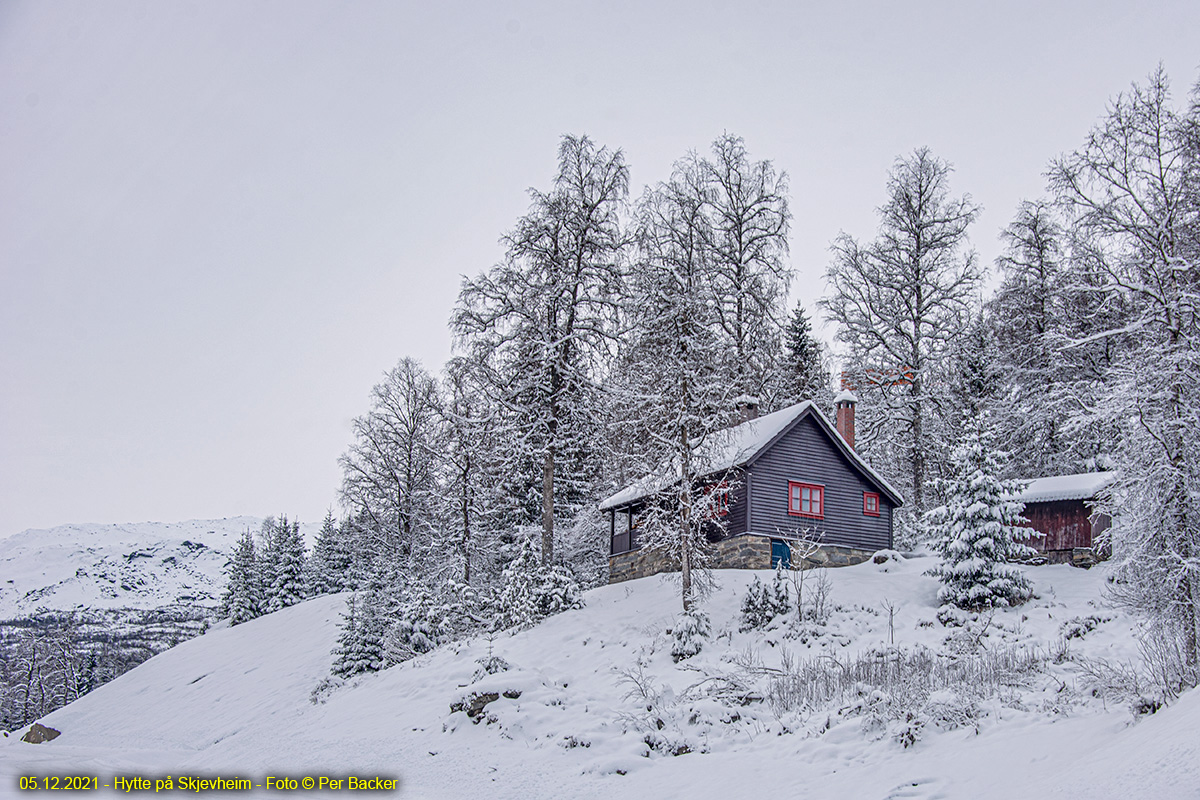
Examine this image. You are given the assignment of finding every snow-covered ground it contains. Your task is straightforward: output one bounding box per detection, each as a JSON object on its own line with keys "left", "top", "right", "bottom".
{"left": 3, "top": 556, "right": 1197, "bottom": 799}
{"left": 0, "top": 518, "right": 317, "bottom": 617}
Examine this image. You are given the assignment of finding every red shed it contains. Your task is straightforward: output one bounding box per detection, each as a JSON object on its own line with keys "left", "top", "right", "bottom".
{"left": 1019, "top": 472, "right": 1116, "bottom": 566}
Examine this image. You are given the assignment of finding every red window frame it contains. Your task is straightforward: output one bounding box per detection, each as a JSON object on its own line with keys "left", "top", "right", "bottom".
{"left": 703, "top": 481, "right": 730, "bottom": 519}
{"left": 788, "top": 481, "right": 824, "bottom": 519}
{"left": 863, "top": 492, "right": 880, "bottom": 517}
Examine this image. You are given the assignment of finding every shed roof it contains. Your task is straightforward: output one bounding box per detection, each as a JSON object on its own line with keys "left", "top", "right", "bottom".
{"left": 1019, "top": 472, "right": 1117, "bottom": 504}
{"left": 599, "top": 401, "right": 903, "bottom": 510}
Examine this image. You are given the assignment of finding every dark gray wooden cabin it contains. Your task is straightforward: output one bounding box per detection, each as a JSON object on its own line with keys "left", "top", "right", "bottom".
{"left": 601, "top": 399, "right": 904, "bottom": 583}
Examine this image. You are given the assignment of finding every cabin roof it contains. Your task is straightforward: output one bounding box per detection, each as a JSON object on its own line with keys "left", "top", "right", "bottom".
{"left": 599, "top": 400, "right": 903, "bottom": 510}
{"left": 1019, "top": 471, "right": 1117, "bottom": 504}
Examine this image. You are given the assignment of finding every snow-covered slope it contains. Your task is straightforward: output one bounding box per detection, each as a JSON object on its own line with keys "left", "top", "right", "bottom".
{"left": 0, "top": 519, "right": 268, "bottom": 617}
{"left": 3, "top": 559, "right": 1197, "bottom": 799}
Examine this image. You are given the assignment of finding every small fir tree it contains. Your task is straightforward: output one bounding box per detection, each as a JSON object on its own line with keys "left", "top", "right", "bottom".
{"left": 222, "top": 530, "right": 262, "bottom": 625}
{"left": 331, "top": 591, "right": 387, "bottom": 678}
{"left": 493, "top": 534, "right": 583, "bottom": 630}
{"left": 264, "top": 515, "right": 307, "bottom": 613}
{"left": 305, "top": 510, "right": 353, "bottom": 597}
{"left": 927, "top": 417, "right": 1039, "bottom": 610}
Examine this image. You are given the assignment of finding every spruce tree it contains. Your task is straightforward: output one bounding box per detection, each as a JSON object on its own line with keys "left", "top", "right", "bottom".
{"left": 331, "top": 591, "right": 387, "bottom": 677}
{"left": 222, "top": 529, "right": 262, "bottom": 625}
{"left": 780, "top": 301, "right": 831, "bottom": 409}
{"left": 264, "top": 515, "right": 307, "bottom": 613}
{"left": 305, "top": 510, "right": 353, "bottom": 597}
{"left": 927, "top": 417, "right": 1038, "bottom": 610}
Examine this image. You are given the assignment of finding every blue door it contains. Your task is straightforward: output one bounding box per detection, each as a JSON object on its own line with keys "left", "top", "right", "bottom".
{"left": 771, "top": 539, "right": 791, "bottom": 569}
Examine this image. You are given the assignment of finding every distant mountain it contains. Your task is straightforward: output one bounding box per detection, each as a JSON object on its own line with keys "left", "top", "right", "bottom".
{"left": 0, "top": 517, "right": 314, "bottom": 618}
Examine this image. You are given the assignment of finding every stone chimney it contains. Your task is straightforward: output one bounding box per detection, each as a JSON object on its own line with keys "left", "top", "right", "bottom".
{"left": 734, "top": 395, "right": 760, "bottom": 423}
{"left": 834, "top": 389, "right": 857, "bottom": 450}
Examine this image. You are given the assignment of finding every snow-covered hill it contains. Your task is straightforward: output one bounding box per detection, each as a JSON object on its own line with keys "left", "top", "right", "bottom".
{"left": 3, "top": 557, "right": 1197, "bottom": 799}
{"left": 0, "top": 518, "right": 280, "bottom": 617}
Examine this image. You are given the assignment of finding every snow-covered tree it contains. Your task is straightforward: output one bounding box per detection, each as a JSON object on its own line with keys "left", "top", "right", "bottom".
{"left": 339, "top": 358, "right": 443, "bottom": 573}
{"left": 493, "top": 533, "right": 584, "bottom": 630}
{"left": 263, "top": 515, "right": 306, "bottom": 613}
{"left": 821, "top": 148, "right": 981, "bottom": 532}
{"left": 702, "top": 133, "right": 793, "bottom": 403}
{"left": 610, "top": 151, "right": 739, "bottom": 612}
{"left": 1049, "top": 67, "right": 1200, "bottom": 684}
{"left": 304, "top": 510, "right": 353, "bottom": 597}
{"left": 927, "top": 417, "right": 1038, "bottom": 611}
{"left": 222, "top": 529, "right": 262, "bottom": 625}
{"left": 778, "top": 301, "right": 832, "bottom": 411}
{"left": 452, "top": 134, "right": 629, "bottom": 565}
{"left": 987, "top": 200, "right": 1119, "bottom": 478}
{"left": 437, "top": 357, "right": 508, "bottom": 586}
{"left": 331, "top": 590, "right": 387, "bottom": 678}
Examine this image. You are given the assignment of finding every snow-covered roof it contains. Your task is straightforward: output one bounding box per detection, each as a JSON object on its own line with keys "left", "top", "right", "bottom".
{"left": 599, "top": 401, "right": 902, "bottom": 510}
{"left": 1019, "top": 472, "right": 1117, "bottom": 504}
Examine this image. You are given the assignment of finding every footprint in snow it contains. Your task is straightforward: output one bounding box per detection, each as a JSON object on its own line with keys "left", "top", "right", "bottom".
{"left": 880, "top": 776, "right": 949, "bottom": 800}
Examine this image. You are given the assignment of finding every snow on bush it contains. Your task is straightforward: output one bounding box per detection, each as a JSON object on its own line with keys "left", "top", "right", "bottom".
{"left": 739, "top": 566, "right": 790, "bottom": 631}
{"left": 669, "top": 609, "right": 711, "bottom": 662}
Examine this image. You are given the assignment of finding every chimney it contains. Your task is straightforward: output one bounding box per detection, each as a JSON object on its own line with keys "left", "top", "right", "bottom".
{"left": 834, "top": 389, "right": 857, "bottom": 449}
{"left": 734, "top": 394, "right": 760, "bottom": 423}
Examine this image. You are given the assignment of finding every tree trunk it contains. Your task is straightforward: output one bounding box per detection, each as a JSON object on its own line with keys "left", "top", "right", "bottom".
{"left": 541, "top": 446, "right": 555, "bottom": 565}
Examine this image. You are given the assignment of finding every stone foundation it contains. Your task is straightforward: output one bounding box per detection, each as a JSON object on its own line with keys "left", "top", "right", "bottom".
{"left": 608, "top": 535, "right": 877, "bottom": 584}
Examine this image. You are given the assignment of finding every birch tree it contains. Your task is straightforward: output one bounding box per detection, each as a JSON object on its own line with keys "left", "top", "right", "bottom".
{"left": 453, "top": 134, "right": 629, "bottom": 564}
{"left": 612, "top": 154, "right": 736, "bottom": 612}
{"left": 820, "top": 148, "right": 981, "bottom": 531}
{"left": 1049, "top": 67, "right": 1200, "bottom": 687}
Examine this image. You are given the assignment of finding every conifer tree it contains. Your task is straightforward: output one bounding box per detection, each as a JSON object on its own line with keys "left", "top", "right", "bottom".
{"left": 331, "top": 591, "right": 387, "bottom": 678}
{"left": 927, "top": 417, "right": 1038, "bottom": 610}
{"left": 780, "top": 301, "right": 831, "bottom": 409}
{"left": 222, "top": 529, "right": 262, "bottom": 625}
{"left": 264, "top": 515, "right": 307, "bottom": 613}
{"left": 305, "top": 510, "right": 353, "bottom": 597}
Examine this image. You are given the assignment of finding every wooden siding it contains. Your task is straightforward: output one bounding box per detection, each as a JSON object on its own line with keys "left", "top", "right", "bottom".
{"left": 1024, "top": 499, "right": 1097, "bottom": 551}
{"left": 743, "top": 412, "right": 893, "bottom": 551}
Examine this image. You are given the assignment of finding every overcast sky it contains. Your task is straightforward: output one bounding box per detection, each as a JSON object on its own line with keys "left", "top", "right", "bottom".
{"left": 1, "top": 0, "right": 1197, "bottom": 538}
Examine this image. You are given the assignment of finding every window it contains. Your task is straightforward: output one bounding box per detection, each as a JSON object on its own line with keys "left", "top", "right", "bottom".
{"left": 704, "top": 481, "right": 730, "bottom": 518}
{"left": 863, "top": 492, "right": 880, "bottom": 516}
{"left": 788, "top": 481, "right": 824, "bottom": 518}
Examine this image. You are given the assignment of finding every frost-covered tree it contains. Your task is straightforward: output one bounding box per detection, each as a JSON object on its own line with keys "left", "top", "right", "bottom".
{"left": 821, "top": 148, "right": 981, "bottom": 531}
{"left": 1049, "top": 67, "right": 1200, "bottom": 683}
{"left": 453, "top": 134, "right": 629, "bottom": 565}
{"left": 493, "top": 534, "right": 584, "bottom": 630}
{"left": 304, "top": 511, "right": 353, "bottom": 597}
{"left": 263, "top": 515, "right": 306, "bottom": 613}
{"left": 927, "top": 417, "right": 1038, "bottom": 611}
{"left": 702, "top": 133, "right": 793, "bottom": 402}
{"left": 608, "top": 151, "right": 742, "bottom": 612}
{"left": 778, "top": 301, "right": 832, "bottom": 411}
{"left": 987, "top": 200, "right": 1119, "bottom": 477}
{"left": 438, "top": 357, "right": 508, "bottom": 586}
{"left": 339, "top": 358, "right": 443, "bottom": 573}
{"left": 331, "top": 590, "right": 388, "bottom": 678}
{"left": 222, "top": 529, "right": 262, "bottom": 625}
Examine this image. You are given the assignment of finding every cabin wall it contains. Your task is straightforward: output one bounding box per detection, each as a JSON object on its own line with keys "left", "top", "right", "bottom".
{"left": 746, "top": 414, "right": 893, "bottom": 551}
{"left": 1024, "top": 499, "right": 1097, "bottom": 553}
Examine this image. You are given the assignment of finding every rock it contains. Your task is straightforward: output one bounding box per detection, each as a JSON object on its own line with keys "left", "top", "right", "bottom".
{"left": 21, "top": 723, "right": 61, "bottom": 744}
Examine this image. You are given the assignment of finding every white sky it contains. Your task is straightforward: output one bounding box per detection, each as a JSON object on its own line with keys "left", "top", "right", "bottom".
{"left": 1, "top": 0, "right": 1197, "bottom": 538}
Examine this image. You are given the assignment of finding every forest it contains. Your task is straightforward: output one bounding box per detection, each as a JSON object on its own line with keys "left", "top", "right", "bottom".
{"left": 6, "top": 65, "right": 1196, "bottom": 727}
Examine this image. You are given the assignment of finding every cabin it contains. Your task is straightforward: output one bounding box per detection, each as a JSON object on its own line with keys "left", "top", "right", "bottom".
{"left": 601, "top": 394, "right": 904, "bottom": 583}
{"left": 1019, "top": 471, "right": 1116, "bottom": 566}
